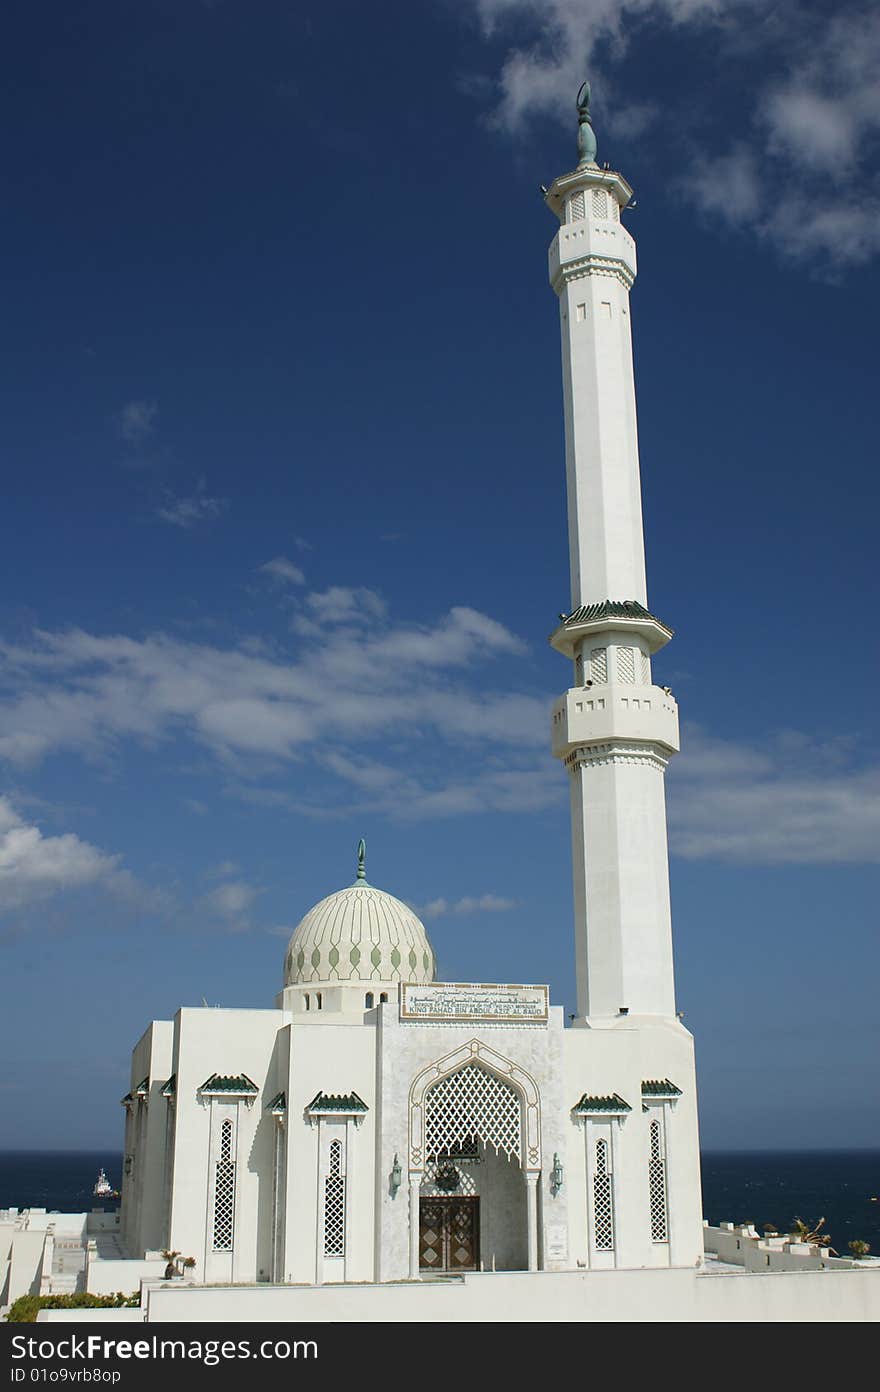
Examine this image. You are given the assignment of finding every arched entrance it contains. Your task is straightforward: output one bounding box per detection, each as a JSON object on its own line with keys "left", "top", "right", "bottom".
{"left": 408, "top": 1041, "right": 542, "bottom": 1277}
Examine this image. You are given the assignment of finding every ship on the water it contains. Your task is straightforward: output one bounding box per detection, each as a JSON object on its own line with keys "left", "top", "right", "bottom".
{"left": 92, "top": 1168, "right": 119, "bottom": 1200}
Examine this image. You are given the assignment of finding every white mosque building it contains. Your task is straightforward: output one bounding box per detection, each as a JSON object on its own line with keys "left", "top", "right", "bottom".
{"left": 6, "top": 89, "right": 877, "bottom": 1323}
{"left": 116, "top": 86, "right": 702, "bottom": 1291}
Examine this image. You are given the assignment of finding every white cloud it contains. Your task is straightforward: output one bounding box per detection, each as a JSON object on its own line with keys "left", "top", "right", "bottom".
{"left": 418, "top": 893, "right": 518, "bottom": 919}
{"left": 206, "top": 860, "right": 241, "bottom": 879}
{"left": 118, "top": 400, "right": 158, "bottom": 444}
{"left": 317, "top": 752, "right": 561, "bottom": 820}
{"left": 0, "top": 733, "right": 50, "bottom": 765}
{"left": 679, "top": 145, "right": 760, "bottom": 227}
{"left": 8, "top": 602, "right": 875, "bottom": 857}
{"left": 472, "top": 0, "right": 734, "bottom": 130}
{"left": 0, "top": 797, "right": 136, "bottom": 912}
{"left": 760, "top": 10, "right": 880, "bottom": 174}
{"left": 304, "top": 586, "right": 387, "bottom": 625}
{"left": 204, "top": 879, "right": 260, "bottom": 927}
{"left": 0, "top": 599, "right": 543, "bottom": 809}
{"left": 156, "top": 480, "right": 227, "bottom": 529}
{"left": 668, "top": 727, "right": 880, "bottom": 864}
{"left": 465, "top": 0, "right": 880, "bottom": 270}
{"left": 260, "top": 557, "right": 306, "bottom": 586}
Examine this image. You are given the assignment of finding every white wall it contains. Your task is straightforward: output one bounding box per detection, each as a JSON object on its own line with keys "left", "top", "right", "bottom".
{"left": 165, "top": 1006, "right": 286, "bottom": 1285}
{"left": 120, "top": 1021, "right": 173, "bottom": 1258}
{"left": 86, "top": 1257, "right": 167, "bottom": 1295}
{"left": 124, "top": 1265, "right": 880, "bottom": 1323}
{"left": 563, "top": 1017, "right": 703, "bottom": 1271}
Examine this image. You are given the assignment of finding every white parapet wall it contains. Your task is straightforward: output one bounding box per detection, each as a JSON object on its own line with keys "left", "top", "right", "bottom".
{"left": 85, "top": 1257, "right": 168, "bottom": 1296}
{"left": 703, "top": 1222, "right": 879, "bottom": 1274}
{"left": 34, "top": 1265, "right": 880, "bottom": 1324}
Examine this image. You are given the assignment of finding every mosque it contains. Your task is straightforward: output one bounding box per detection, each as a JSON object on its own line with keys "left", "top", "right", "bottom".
{"left": 117, "top": 85, "right": 703, "bottom": 1289}
{"left": 13, "top": 90, "right": 872, "bottom": 1321}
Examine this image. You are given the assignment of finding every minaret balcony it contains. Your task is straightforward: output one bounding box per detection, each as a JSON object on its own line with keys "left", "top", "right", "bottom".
{"left": 551, "top": 684, "right": 679, "bottom": 760}
{"left": 549, "top": 602, "right": 673, "bottom": 659}
{"left": 544, "top": 166, "right": 634, "bottom": 222}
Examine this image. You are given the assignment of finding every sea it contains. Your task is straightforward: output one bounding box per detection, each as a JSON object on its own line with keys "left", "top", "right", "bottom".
{"left": 1, "top": 1149, "right": 878, "bottom": 1255}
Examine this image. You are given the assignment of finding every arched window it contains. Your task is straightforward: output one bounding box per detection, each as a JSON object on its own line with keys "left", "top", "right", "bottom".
{"left": 648, "top": 1118, "right": 668, "bottom": 1242}
{"left": 212, "top": 1119, "right": 235, "bottom": 1251}
{"left": 304, "top": 994, "right": 310, "bottom": 1011}
{"left": 593, "top": 1138, "right": 614, "bottom": 1251}
{"left": 379, "top": 992, "right": 388, "bottom": 1004}
{"left": 316, "top": 992, "right": 322, "bottom": 1010}
{"left": 365, "top": 992, "right": 374, "bottom": 1009}
{"left": 324, "top": 1139, "right": 345, "bottom": 1257}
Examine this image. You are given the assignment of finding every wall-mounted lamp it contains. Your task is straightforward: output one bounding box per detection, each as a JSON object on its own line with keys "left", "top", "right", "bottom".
{"left": 550, "top": 1153, "right": 564, "bottom": 1197}
{"left": 390, "top": 1153, "right": 402, "bottom": 1197}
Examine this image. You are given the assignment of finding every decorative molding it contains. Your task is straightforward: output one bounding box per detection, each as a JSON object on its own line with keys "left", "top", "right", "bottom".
{"left": 552, "top": 254, "right": 635, "bottom": 293}
{"left": 564, "top": 741, "right": 670, "bottom": 773}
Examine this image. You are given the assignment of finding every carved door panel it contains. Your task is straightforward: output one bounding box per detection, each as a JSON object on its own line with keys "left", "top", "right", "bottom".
{"left": 419, "top": 1196, "right": 479, "bottom": 1272}
{"left": 419, "top": 1198, "right": 446, "bottom": 1271}
{"left": 447, "top": 1197, "right": 479, "bottom": 1271}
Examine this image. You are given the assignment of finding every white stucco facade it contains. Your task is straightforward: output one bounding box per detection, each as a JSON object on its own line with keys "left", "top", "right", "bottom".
{"left": 116, "top": 977, "right": 703, "bottom": 1286}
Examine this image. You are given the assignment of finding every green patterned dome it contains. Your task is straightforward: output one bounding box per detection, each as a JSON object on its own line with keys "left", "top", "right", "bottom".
{"left": 284, "top": 876, "right": 435, "bottom": 987}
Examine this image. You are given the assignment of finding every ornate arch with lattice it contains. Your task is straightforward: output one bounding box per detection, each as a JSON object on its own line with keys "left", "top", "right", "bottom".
{"left": 409, "top": 1039, "right": 541, "bottom": 1172}
{"left": 425, "top": 1063, "right": 521, "bottom": 1160}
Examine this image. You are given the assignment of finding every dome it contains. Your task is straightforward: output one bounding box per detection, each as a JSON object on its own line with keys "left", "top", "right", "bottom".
{"left": 284, "top": 842, "right": 435, "bottom": 987}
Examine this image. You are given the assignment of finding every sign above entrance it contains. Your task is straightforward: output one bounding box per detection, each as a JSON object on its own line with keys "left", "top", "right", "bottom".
{"left": 401, "top": 982, "right": 549, "bottom": 1024}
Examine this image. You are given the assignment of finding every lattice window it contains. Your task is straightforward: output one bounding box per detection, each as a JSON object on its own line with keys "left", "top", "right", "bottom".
{"left": 640, "top": 650, "right": 651, "bottom": 684}
{"left": 616, "top": 646, "right": 636, "bottom": 683}
{"left": 593, "top": 1139, "right": 615, "bottom": 1251}
{"left": 570, "top": 190, "right": 585, "bottom": 222}
{"left": 590, "top": 647, "right": 608, "bottom": 683}
{"left": 648, "top": 1119, "right": 668, "bottom": 1242}
{"left": 591, "top": 189, "right": 608, "bottom": 218}
{"left": 609, "top": 198, "right": 619, "bottom": 221}
{"left": 324, "top": 1139, "right": 345, "bottom": 1257}
{"left": 212, "top": 1118, "right": 235, "bottom": 1251}
{"left": 425, "top": 1064, "right": 521, "bottom": 1161}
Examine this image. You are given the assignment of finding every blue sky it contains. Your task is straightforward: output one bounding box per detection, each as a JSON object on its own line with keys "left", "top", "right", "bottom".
{"left": 1, "top": 0, "right": 878, "bottom": 1155}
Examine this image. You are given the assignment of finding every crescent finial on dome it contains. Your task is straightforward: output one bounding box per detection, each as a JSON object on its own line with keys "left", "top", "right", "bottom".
{"left": 356, "top": 838, "right": 367, "bottom": 881}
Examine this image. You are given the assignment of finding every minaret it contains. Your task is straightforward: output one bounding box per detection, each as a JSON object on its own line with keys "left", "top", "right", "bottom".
{"left": 546, "top": 85, "right": 679, "bottom": 1021}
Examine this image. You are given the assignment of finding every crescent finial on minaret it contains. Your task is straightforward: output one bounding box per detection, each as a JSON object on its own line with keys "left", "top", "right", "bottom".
{"left": 576, "top": 80, "right": 598, "bottom": 168}
{"left": 356, "top": 838, "right": 367, "bottom": 881}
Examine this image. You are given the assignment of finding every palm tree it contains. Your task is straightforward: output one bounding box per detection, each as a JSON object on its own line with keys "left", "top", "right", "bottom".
{"left": 789, "top": 1217, "right": 837, "bottom": 1255}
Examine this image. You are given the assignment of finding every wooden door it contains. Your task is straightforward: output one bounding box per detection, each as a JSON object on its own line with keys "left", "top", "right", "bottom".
{"left": 419, "top": 1196, "right": 479, "bottom": 1272}
{"left": 447, "top": 1196, "right": 479, "bottom": 1270}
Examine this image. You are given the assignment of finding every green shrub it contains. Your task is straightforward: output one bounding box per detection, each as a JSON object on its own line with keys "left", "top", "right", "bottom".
{"left": 5, "top": 1291, "right": 140, "bottom": 1323}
